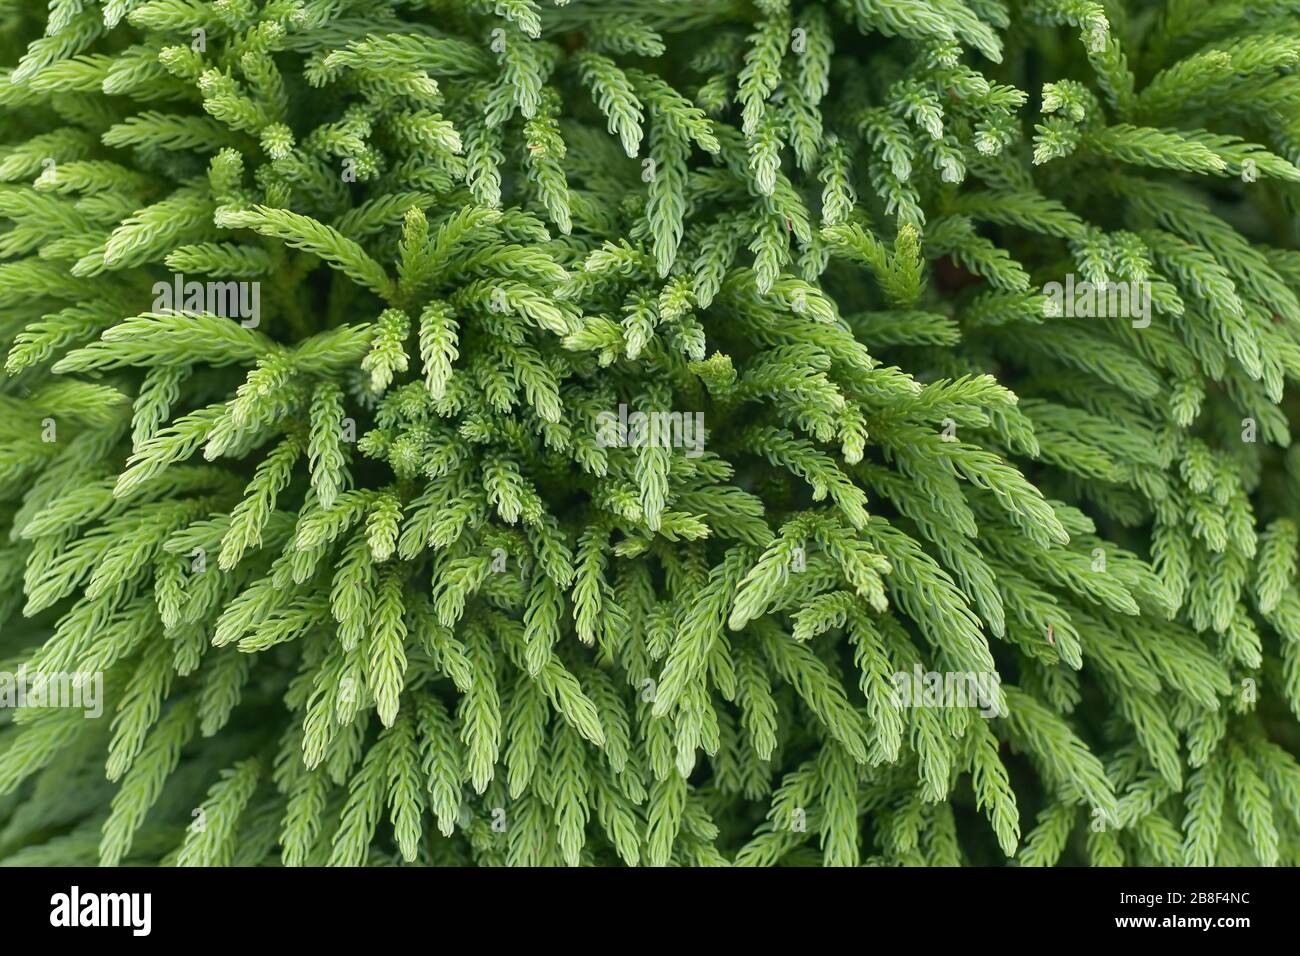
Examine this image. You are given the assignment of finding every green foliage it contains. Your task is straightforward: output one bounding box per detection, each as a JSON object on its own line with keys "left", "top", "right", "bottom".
{"left": 0, "top": 0, "right": 1298, "bottom": 868}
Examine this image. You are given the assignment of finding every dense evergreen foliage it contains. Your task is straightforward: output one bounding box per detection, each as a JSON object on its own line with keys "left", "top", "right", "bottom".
{"left": 1, "top": 0, "right": 1300, "bottom": 867}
